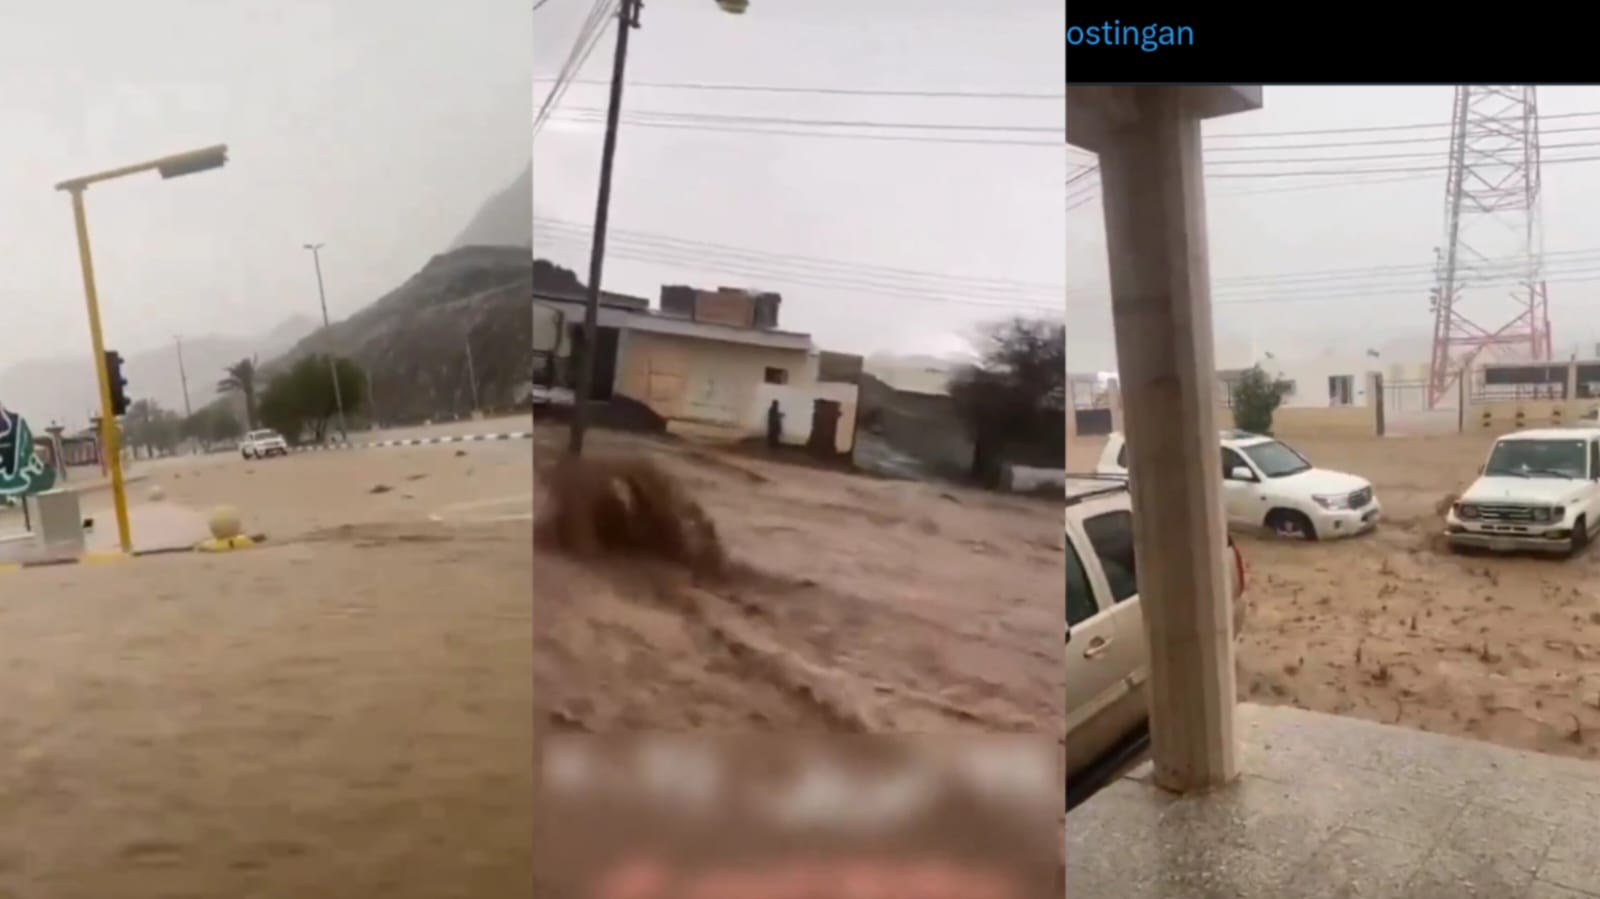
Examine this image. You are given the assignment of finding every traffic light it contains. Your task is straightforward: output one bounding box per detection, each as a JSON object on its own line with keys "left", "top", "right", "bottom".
{"left": 104, "top": 349, "right": 129, "bottom": 417}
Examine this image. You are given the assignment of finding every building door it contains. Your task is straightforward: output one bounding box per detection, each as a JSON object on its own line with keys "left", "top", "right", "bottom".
{"left": 1328, "top": 374, "right": 1354, "bottom": 406}
{"left": 809, "top": 399, "right": 841, "bottom": 454}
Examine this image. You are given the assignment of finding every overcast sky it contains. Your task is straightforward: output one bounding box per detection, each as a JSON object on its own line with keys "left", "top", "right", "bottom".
{"left": 1068, "top": 86, "right": 1600, "bottom": 374}
{"left": 1, "top": 0, "right": 529, "bottom": 367}
{"left": 533, "top": 0, "right": 1065, "bottom": 359}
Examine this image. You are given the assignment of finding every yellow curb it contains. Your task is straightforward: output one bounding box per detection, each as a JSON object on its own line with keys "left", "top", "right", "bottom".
{"left": 195, "top": 535, "right": 256, "bottom": 553}
{"left": 0, "top": 563, "right": 19, "bottom": 574}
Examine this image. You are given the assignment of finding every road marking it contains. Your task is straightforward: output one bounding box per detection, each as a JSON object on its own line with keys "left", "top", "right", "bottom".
{"left": 429, "top": 493, "right": 534, "bottom": 525}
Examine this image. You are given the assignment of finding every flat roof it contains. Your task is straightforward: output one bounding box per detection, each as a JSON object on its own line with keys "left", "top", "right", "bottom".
{"left": 622, "top": 313, "right": 813, "bottom": 351}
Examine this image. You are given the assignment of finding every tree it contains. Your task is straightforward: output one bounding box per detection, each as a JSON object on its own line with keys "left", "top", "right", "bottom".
{"left": 948, "top": 317, "right": 1065, "bottom": 488}
{"left": 217, "top": 357, "right": 260, "bottom": 429}
{"left": 123, "top": 399, "right": 182, "bottom": 457}
{"left": 182, "top": 406, "right": 241, "bottom": 448}
{"left": 259, "top": 354, "right": 367, "bottom": 444}
{"left": 1232, "top": 365, "right": 1294, "bottom": 435}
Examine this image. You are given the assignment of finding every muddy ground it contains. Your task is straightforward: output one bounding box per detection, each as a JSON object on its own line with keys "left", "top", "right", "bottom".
{"left": 1070, "top": 430, "right": 1600, "bottom": 763}
{"left": 534, "top": 426, "right": 1066, "bottom": 736}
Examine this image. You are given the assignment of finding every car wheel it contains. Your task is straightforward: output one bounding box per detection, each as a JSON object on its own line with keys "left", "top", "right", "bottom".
{"left": 241, "top": 450, "right": 251, "bottom": 460}
{"left": 1571, "top": 516, "right": 1590, "bottom": 557}
{"left": 1266, "top": 508, "right": 1318, "bottom": 541}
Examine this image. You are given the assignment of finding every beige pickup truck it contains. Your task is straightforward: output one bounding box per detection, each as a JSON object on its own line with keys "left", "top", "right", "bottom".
{"left": 1066, "top": 475, "right": 1245, "bottom": 807}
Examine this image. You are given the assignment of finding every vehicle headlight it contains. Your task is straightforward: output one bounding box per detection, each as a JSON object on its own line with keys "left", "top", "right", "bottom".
{"left": 1455, "top": 502, "right": 1480, "bottom": 520}
{"left": 1553, "top": 505, "right": 1567, "bottom": 521}
{"left": 1312, "top": 493, "right": 1350, "bottom": 510}
{"left": 1534, "top": 507, "right": 1552, "bottom": 523}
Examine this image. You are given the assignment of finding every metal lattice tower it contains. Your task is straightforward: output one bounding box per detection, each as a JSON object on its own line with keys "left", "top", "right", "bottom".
{"left": 1426, "top": 86, "right": 1552, "bottom": 408}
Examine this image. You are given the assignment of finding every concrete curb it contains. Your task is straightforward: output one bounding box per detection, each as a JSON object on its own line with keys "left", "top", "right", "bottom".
{"left": 0, "top": 534, "right": 269, "bottom": 573}
{"left": 290, "top": 432, "right": 532, "bottom": 453}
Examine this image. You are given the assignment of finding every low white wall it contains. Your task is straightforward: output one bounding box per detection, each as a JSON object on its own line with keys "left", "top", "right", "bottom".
{"left": 748, "top": 382, "right": 858, "bottom": 453}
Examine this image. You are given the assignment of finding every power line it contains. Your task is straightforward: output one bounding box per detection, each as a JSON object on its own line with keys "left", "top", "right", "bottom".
{"left": 535, "top": 217, "right": 1064, "bottom": 295}
{"left": 533, "top": 0, "right": 617, "bottom": 139}
{"left": 1205, "top": 108, "right": 1600, "bottom": 141}
{"left": 1204, "top": 121, "right": 1600, "bottom": 153}
{"left": 534, "top": 227, "right": 1062, "bottom": 314}
{"left": 532, "top": 77, "right": 1063, "bottom": 100}
{"left": 557, "top": 105, "right": 1060, "bottom": 133}
{"left": 1066, "top": 245, "right": 1600, "bottom": 300}
{"left": 547, "top": 111, "right": 1058, "bottom": 147}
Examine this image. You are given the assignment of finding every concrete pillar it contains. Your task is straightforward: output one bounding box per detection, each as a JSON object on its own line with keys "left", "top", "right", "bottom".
{"left": 1076, "top": 86, "right": 1259, "bottom": 794}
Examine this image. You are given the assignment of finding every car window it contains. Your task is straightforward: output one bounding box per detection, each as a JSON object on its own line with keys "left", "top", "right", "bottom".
{"left": 1066, "top": 534, "right": 1098, "bottom": 627}
{"left": 1590, "top": 441, "right": 1598, "bottom": 479}
{"left": 1221, "top": 447, "right": 1249, "bottom": 479}
{"left": 1083, "top": 510, "right": 1138, "bottom": 603}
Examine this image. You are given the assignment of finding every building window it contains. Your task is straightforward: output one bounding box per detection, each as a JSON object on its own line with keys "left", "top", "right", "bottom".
{"left": 1328, "top": 375, "right": 1354, "bottom": 406}
{"left": 764, "top": 367, "right": 788, "bottom": 385}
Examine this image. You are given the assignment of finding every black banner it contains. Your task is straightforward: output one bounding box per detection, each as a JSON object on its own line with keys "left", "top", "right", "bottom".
{"left": 1067, "top": 5, "right": 1592, "bottom": 83}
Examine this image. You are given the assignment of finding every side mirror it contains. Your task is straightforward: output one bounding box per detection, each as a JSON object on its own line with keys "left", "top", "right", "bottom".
{"left": 1229, "top": 466, "right": 1255, "bottom": 482}
{"left": 1064, "top": 624, "right": 1072, "bottom": 645}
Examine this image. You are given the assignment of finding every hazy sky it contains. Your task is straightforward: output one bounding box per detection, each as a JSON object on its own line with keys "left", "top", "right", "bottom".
{"left": 1068, "top": 86, "right": 1600, "bottom": 373}
{"left": 1, "top": 0, "right": 529, "bottom": 367}
{"left": 533, "top": 0, "right": 1066, "bottom": 359}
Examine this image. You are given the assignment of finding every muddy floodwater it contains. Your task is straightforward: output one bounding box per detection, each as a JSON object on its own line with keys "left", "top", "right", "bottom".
{"left": 1070, "top": 430, "right": 1600, "bottom": 765}
{"left": 0, "top": 433, "right": 533, "bottom": 897}
{"left": 534, "top": 428, "right": 1066, "bottom": 735}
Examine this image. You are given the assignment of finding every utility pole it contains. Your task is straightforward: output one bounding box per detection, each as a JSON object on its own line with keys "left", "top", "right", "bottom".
{"left": 364, "top": 367, "right": 380, "bottom": 430}
{"left": 302, "top": 243, "right": 349, "bottom": 442}
{"left": 464, "top": 334, "right": 481, "bottom": 415}
{"left": 174, "top": 334, "right": 193, "bottom": 419}
{"left": 568, "top": 0, "right": 640, "bottom": 457}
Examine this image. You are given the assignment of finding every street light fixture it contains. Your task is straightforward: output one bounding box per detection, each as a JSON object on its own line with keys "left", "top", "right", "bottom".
{"left": 55, "top": 143, "right": 229, "bottom": 554}
{"left": 568, "top": 1, "right": 748, "bottom": 457}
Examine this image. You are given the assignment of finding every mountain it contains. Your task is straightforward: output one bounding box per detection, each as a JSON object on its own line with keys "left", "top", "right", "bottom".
{"left": 450, "top": 163, "right": 530, "bottom": 250}
{"left": 0, "top": 316, "right": 316, "bottom": 428}
{"left": 256, "top": 245, "right": 534, "bottom": 425}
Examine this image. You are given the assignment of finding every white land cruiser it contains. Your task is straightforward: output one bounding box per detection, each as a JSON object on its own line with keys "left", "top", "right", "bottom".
{"left": 1446, "top": 427, "right": 1600, "bottom": 555}
{"left": 1066, "top": 475, "right": 1245, "bottom": 806}
{"left": 240, "top": 429, "right": 289, "bottom": 459}
{"left": 1095, "top": 429, "right": 1382, "bottom": 541}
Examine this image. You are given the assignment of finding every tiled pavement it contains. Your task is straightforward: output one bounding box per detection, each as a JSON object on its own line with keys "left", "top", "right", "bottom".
{"left": 1067, "top": 703, "right": 1600, "bottom": 898}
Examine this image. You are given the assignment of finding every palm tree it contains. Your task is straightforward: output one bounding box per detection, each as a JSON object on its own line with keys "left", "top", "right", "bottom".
{"left": 217, "top": 357, "right": 260, "bottom": 429}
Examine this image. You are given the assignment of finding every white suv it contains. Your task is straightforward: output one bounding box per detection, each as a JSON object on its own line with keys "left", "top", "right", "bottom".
{"left": 1095, "top": 429, "right": 1381, "bottom": 541}
{"left": 240, "top": 429, "right": 289, "bottom": 459}
{"left": 1066, "top": 475, "right": 1245, "bottom": 802}
{"left": 1446, "top": 427, "right": 1600, "bottom": 555}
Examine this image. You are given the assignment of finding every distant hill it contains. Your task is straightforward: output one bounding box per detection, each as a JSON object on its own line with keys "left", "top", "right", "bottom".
{"left": 248, "top": 246, "right": 534, "bottom": 425}
{"left": 451, "top": 163, "right": 530, "bottom": 250}
{"left": 0, "top": 316, "right": 316, "bottom": 428}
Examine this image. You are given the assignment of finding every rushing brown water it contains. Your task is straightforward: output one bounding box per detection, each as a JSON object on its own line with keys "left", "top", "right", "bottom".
{"left": 534, "top": 428, "right": 1065, "bottom": 736}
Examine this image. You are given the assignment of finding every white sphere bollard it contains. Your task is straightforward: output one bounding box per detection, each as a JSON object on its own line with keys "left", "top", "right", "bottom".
{"left": 208, "top": 505, "right": 242, "bottom": 541}
{"left": 148, "top": 484, "right": 166, "bottom": 502}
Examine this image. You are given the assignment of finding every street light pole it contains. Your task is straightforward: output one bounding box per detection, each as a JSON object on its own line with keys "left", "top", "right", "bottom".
{"left": 465, "top": 334, "right": 481, "bottom": 416}
{"left": 65, "top": 188, "right": 132, "bottom": 553}
{"left": 55, "top": 143, "right": 228, "bottom": 555}
{"left": 303, "top": 243, "right": 349, "bottom": 443}
{"left": 174, "top": 334, "right": 193, "bottom": 419}
{"left": 568, "top": 0, "right": 640, "bottom": 457}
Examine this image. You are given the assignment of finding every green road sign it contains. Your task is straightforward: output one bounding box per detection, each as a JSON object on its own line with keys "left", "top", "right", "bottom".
{"left": 0, "top": 405, "right": 58, "bottom": 498}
